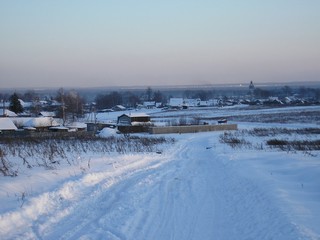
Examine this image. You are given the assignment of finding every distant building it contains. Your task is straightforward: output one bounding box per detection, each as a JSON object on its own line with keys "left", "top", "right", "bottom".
{"left": 0, "top": 118, "right": 18, "bottom": 132}
{"left": 249, "top": 81, "right": 255, "bottom": 94}
{"left": 143, "top": 101, "right": 156, "bottom": 109}
{"left": 0, "top": 109, "right": 18, "bottom": 117}
{"left": 169, "top": 98, "right": 183, "bottom": 108}
{"left": 66, "top": 122, "right": 87, "bottom": 131}
{"left": 49, "top": 126, "right": 69, "bottom": 132}
{"left": 22, "top": 117, "right": 60, "bottom": 132}
{"left": 117, "top": 113, "right": 151, "bottom": 133}
{"left": 112, "top": 105, "right": 126, "bottom": 111}
{"left": 197, "top": 101, "right": 210, "bottom": 107}
{"left": 39, "top": 111, "right": 56, "bottom": 117}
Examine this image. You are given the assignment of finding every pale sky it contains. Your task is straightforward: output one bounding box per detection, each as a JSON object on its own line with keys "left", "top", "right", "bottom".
{"left": 0, "top": 0, "right": 319, "bottom": 88}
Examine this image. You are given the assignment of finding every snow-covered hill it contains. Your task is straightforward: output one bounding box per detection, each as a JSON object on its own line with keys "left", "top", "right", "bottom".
{"left": 0, "top": 107, "right": 319, "bottom": 239}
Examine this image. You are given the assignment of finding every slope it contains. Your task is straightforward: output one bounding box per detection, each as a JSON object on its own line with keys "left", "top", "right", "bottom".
{"left": 1, "top": 132, "right": 312, "bottom": 239}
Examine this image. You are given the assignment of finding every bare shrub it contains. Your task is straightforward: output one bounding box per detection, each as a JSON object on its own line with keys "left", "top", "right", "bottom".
{"left": 266, "top": 139, "right": 289, "bottom": 151}
{"left": 0, "top": 133, "right": 175, "bottom": 176}
{"left": 248, "top": 128, "right": 292, "bottom": 137}
{"left": 219, "top": 132, "right": 251, "bottom": 149}
{"left": 296, "top": 128, "right": 320, "bottom": 135}
{"left": 266, "top": 139, "right": 320, "bottom": 152}
{"left": 219, "top": 127, "right": 320, "bottom": 155}
{"left": 266, "top": 139, "right": 288, "bottom": 146}
{"left": 229, "top": 111, "right": 320, "bottom": 124}
{"left": 0, "top": 148, "right": 17, "bottom": 177}
{"left": 248, "top": 127, "right": 320, "bottom": 137}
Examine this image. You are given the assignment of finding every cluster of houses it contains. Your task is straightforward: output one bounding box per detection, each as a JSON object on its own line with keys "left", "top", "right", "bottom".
{"left": 0, "top": 109, "right": 86, "bottom": 134}
{"left": 1, "top": 98, "right": 62, "bottom": 116}
{"left": 132, "top": 96, "right": 311, "bottom": 110}
{"left": 0, "top": 94, "right": 315, "bottom": 135}
{"left": 1, "top": 81, "right": 318, "bottom": 134}
{"left": 0, "top": 111, "right": 152, "bottom": 135}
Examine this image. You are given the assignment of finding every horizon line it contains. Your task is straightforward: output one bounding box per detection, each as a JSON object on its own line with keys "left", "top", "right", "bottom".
{"left": 1, "top": 80, "right": 319, "bottom": 92}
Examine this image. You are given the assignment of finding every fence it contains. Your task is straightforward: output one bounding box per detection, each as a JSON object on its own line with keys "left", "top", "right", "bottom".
{"left": 0, "top": 130, "right": 94, "bottom": 139}
{"left": 149, "top": 124, "right": 238, "bottom": 134}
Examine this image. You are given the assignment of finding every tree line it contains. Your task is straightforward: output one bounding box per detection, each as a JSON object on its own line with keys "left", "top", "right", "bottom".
{"left": 0, "top": 87, "right": 168, "bottom": 118}
{"left": 1, "top": 85, "right": 320, "bottom": 118}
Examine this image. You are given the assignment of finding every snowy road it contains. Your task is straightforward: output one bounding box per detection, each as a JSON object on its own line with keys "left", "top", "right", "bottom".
{"left": 0, "top": 133, "right": 315, "bottom": 239}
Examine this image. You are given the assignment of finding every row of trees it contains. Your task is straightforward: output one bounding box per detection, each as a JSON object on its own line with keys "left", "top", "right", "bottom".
{"left": 55, "top": 88, "right": 85, "bottom": 123}
{"left": 94, "top": 87, "right": 165, "bottom": 110}
{"left": 253, "top": 86, "right": 320, "bottom": 99}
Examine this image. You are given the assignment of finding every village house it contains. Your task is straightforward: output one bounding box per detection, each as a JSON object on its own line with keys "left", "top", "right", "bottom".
{"left": 16, "top": 117, "right": 61, "bottom": 132}
{"left": 143, "top": 101, "right": 156, "bottom": 109}
{"left": 49, "top": 126, "right": 69, "bottom": 132}
{"left": 112, "top": 105, "right": 126, "bottom": 111}
{"left": 0, "top": 118, "right": 18, "bottom": 133}
{"left": 39, "top": 111, "right": 56, "bottom": 117}
{"left": 66, "top": 122, "right": 87, "bottom": 132}
{"left": 0, "top": 109, "right": 18, "bottom": 117}
{"left": 117, "top": 113, "right": 152, "bottom": 133}
{"left": 169, "top": 98, "right": 184, "bottom": 109}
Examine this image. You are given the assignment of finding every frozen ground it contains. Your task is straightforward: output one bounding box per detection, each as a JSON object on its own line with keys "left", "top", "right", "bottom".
{"left": 93, "top": 105, "right": 320, "bottom": 126}
{"left": 0, "top": 106, "right": 319, "bottom": 239}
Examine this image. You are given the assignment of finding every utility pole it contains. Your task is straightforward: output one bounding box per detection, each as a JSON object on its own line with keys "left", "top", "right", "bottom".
{"left": 60, "top": 89, "right": 66, "bottom": 126}
{"left": 1, "top": 99, "right": 5, "bottom": 117}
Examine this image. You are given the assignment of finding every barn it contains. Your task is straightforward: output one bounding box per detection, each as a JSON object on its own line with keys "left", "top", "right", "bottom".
{"left": 117, "top": 113, "right": 152, "bottom": 133}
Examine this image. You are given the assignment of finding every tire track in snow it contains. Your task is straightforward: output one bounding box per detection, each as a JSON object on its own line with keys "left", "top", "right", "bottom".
{"left": 0, "top": 155, "right": 168, "bottom": 240}
{"left": 117, "top": 133, "right": 306, "bottom": 240}
{"left": 41, "top": 158, "right": 170, "bottom": 240}
{"left": 52, "top": 133, "right": 307, "bottom": 240}
{"left": 0, "top": 133, "right": 309, "bottom": 239}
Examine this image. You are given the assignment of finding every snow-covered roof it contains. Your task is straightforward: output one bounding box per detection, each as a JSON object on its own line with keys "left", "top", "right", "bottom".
{"left": 131, "top": 121, "right": 152, "bottom": 126}
{"left": 39, "top": 111, "right": 56, "bottom": 117}
{"left": 49, "top": 126, "right": 69, "bottom": 130}
{"left": 126, "top": 113, "right": 150, "bottom": 117}
{"left": 183, "top": 98, "right": 198, "bottom": 106}
{"left": 143, "top": 101, "right": 156, "bottom": 106}
{"left": 24, "top": 117, "right": 59, "bottom": 128}
{"left": 18, "top": 99, "right": 24, "bottom": 106}
{"left": 98, "top": 127, "right": 118, "bottom": 137}
{"left": 39, "top": 100, "right": 48, "bottom": 105}
{"left": 19, "top": 99, "right": 32, "bottom": 108}
{"left": 0, "top": 118, "right": 18, "bottom": 130}
{"left": 0, "top": 109, "right": 18, "bottom": 117}
{"left": 23, "top": 126, "right": 37, "bottom": 131}
{"left": 117, "top": 113, "right": 150, "bottom": 126}
{"left": 198, "top": 101, "right": 209, "bottom": 107}
{"left": 67, "top": 122, "right": 87, "bottom": 129}
{"left": 11, "top": 117, "right": 34, "bottom": 128}
{"left": 49, "top": 100, "right": 61, "bottom": 106}
{"left": 169, "top": 98, "right": 183, "bottom": 107}
{"left": 113, "top": 105, "right": 126, "bottom": 110}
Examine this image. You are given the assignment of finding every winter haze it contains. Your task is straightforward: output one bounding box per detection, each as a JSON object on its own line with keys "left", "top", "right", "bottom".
{"left": 1, "top": 1, "right": 320, "bottom": 88}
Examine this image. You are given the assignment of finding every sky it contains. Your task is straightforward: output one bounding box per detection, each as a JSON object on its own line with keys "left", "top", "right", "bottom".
{"left": 0, "top": 0, "right": 319, "bottom": 88}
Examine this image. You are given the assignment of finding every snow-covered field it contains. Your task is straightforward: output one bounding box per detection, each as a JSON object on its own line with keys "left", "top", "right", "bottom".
{"left": 0, "top": 106, "right": 319, "bottom": 239}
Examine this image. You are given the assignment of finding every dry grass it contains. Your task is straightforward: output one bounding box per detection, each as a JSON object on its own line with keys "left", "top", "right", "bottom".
{"left": 219, "top": 127, "right": 320, "bottom": 154}
{"left": 0, "top": 134, "right": 174, "bottom": 176}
